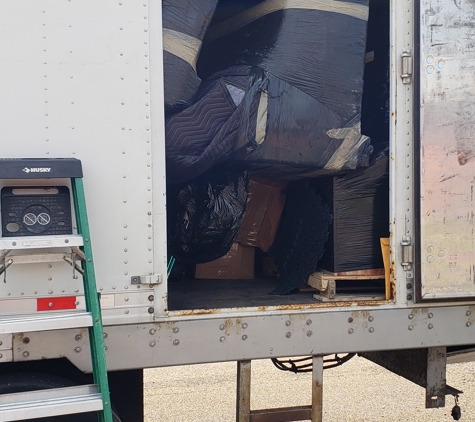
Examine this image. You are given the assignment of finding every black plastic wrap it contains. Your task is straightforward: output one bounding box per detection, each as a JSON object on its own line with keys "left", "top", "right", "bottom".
{"left": 168, "top": 167, "right": 249, "bottom": 264}
{"left": 270, "top": 182, "right": 332, "bottom": 295}
{"left": 163, "top": 0, "right": 218, "bottom": 112}
{"left": 166, "top": 64, "right": 373, "bottom": 184}
{"left": 315, "top": 152, "right": 389, "bottom": 272}
{"left": 188, "top": 1, "right": 372, "bottom": 176}
{"left": 230, "top": 67, "right": 373, "bottom": 174}
{"left": 200, "top": 2, "right": 369, "bottom": 117}
{"left": 361, "top": 0, "right": 390, "bottom": 154}
{"left": 166, "top": 66, "right": 251, "bottom": 184}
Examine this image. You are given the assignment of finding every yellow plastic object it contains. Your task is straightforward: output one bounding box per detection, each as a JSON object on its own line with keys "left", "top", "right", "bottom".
{"left": 380, "top": 238, "right": 390, "bottom": 299}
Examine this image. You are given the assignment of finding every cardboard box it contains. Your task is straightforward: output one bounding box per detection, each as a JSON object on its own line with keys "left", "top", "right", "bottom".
{"left": 235, "top": 178, "right": 287, "bottom": 252}
{"left": 195, "top": 243, "right": 255, "bottom": 279}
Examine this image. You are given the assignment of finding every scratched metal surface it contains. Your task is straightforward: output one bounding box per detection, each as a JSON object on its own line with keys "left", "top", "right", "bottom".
{"left": 420, "top": 0, "right": 475, "bottom": 299}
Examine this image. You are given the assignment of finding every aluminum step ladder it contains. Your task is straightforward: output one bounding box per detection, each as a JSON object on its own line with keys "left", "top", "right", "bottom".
{"left": 0, "top": 158, "right": 113, "bottom": 422}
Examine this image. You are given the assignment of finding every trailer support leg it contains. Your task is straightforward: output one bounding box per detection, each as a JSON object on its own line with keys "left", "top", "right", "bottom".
{"left": 236, "top": 357, "right": 324, "bottom": 422}
{"left": 426, "top": 347, "right": 446, "bottom": 408}
{"left": 236, "top": 360, "right": 251, "bottom": 422}
{"left": 311, "top": 355, "right": 324, "bottom": 422}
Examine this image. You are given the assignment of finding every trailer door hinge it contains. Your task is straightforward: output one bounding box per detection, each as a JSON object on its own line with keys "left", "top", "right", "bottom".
{"left": 401, "top": 50, "right": 413, "bottom": 85}
{"left": 131, "top": 274, "right": 163, "bottom": 285}
{"left": 401, "top": 236, "right": 413, "bottom": 271}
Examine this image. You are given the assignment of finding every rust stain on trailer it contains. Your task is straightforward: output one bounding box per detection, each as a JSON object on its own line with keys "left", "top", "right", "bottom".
{"left": 172, "top": 300, "right": 390, "bottom": 317}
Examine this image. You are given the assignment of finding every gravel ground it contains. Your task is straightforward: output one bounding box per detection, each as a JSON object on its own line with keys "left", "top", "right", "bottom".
{"left": 144, "top": 356, "right": 475, "bottom": 421}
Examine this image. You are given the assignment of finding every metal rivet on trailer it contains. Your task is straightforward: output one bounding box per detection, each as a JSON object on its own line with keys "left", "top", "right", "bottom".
{"left": 408, "top": 314, "right": 414, "bottom": 320}
{"left": 148, "top": 295, "right": 154, "bottom": 302}
{"left": 22, "top": 352, "right": 29, "bottom": 358}
{"left": 75, "top": 334, "right": 82, "bottom": 341}
{"left": 466, "top": 322, "right": 471, "bottom": 327}
{"left": 124, "top": 297, "right": 129, "bottom": 302}
{"left": 148, "top": 307, "right": 154, "bottom": 314}
{"left": 242, "top": 335, "right": 248, "bottom": 341}
{"left": 75, "top": 289, "right": 79, "bottom": 293}
{"left": 307, "top": 331, "right": 312, "bottom": 337}
{"left": 369, "top": 327, "right": 375, "bottom": 333}
{"left": 428, "top": 313, "right": 433, "bottom": 319}
{"left": 406, "top": 283, "right": 412, "bottom": 289}
{"left": 407, "top": 294, "right": 413, "bottom": 301}
{"left": 48, "top": 290, "right": 53, "bottom": 294}
{"left": 74, "top": 347, "right": 81, "bottom": 353}
{"left": 466, "top": 311, "right": 472, "bottom": 317}
{"left": 124, "top": 285, "right": 128, "bottom": 289}
{"left": 149, "top": 340, "right": 156, "bottom": 347}
{"left": 64, "top": 239, "right": 69, "bottom": 244}
{"left": 219, "top": 324, "right": 225, "bottom": 331}
{"left": 173, "top": 328, "right": 179, "bottom": 334}
{"left": 408, "top": 325, "right": 414, "bottom": 331}
{"left": 285, "top": 332, "right": 292, "bottom": 338}
{"left": 242, "top": 323, "right": 248, "bottom": 329}
{"left": 368, "top": 316, "right": 374, "bottom": 322}
{"left": 348, "top": 317, "right": 353, "bottom": 323}
{"left": 12, "top": 242, "right": 16, "bottom": 246}
{"left": 306, "top": 319, "right": 312, "bottom": 325}
{"left": 348, "top": 328, "right": 354, "bottom": 334}
{"left": 285, "top": 320, "right": 291, "bottom": 327}
{"left": 47, "top": 265, "right": 52, "bottom": 269}
{"left": 124, "top": 310, "right": 129, "bottom": 314}
{"left": 149, "top": 329, "right": 156, "bottom": 335}
{"left": 220, "top": 336, "right": 226, "bottom": 343}
{"left": 75, "top": 301, "right": 79, "bottom": 305}
{"left": 48, "top": 302, "right": 53, "bottom": 308}
{"left": 48, "top": 278, "right": 52, "bottom": 281}
{"left": 428, "top": 324, "right": 433, "bottom": 329}
{"left": 22, "top": 337, "right": 30, "bottom": 344}
{"left": 173, "top": 339, "right": 180, "bottom": 346}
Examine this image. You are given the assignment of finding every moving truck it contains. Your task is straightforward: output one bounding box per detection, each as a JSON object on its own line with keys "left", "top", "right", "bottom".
{"left": 0, "top": 0, "right": 474, "bottom": 420}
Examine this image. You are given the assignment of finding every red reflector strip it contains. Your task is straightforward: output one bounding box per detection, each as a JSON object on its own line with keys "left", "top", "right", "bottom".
{"left": 37, "top": 296, "right": 77, "bottom": 311}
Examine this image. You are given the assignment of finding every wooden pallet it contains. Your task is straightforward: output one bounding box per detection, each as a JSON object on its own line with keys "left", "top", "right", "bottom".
{"left": 307, "top": 269, "right": 386, "bottom": 301}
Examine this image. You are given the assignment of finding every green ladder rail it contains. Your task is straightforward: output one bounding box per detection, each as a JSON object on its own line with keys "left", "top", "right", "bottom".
{"left": 72, "top": 177, "right": 113, "bottom": 422}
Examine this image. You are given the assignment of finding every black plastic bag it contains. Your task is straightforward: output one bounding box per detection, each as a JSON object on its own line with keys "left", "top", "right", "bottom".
{"left": 168, "top": 167, "right": 249, "bottom": 264}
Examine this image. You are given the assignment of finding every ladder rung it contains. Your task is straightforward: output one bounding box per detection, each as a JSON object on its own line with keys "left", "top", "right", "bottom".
{"left": 0, "top": 235, "right": 84, "bottom": 250}
{"left": 5, "top": 253, "right": 78, "bottom": 265}
{"left": 0, "top": 384, "right": 102, "bottom": 421}
{"left": 0, "top": 311, "right": 92, "bottom": 334}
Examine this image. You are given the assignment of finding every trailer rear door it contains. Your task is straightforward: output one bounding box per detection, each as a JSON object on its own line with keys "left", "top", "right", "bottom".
{"left": 419, "top": 0, "right": 475, "bottom": 299}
